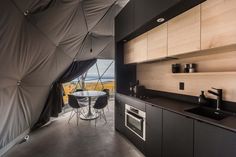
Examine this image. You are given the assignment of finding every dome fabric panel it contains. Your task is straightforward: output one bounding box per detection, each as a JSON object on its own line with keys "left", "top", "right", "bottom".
{"left": 0, "top": 0, "right": 128, "bottom": 152}
{"left": 0, "top": 87, "right": 28, "bottom": 148}
{"left": 75, "top": 34, "right": 113, "bottom": 61}
{"left": 82, "top": 0, "right": 116, "bottom": 30}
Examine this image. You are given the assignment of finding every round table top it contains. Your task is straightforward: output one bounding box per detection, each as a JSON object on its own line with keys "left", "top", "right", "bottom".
{"left": 73, "top": 90, "right": 106, "bottom": 97}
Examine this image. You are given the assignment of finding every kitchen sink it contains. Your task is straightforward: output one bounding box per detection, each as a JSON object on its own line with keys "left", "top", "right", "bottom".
{"left": 185, "top": 107, "right": 231, "bottom": 121}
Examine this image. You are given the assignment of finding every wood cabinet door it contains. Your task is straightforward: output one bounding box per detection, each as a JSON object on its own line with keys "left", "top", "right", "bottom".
{"left": 201, "top": 0, "right": 236, "bottom": 49}
{"left": 168, "top": 5, "right": 201, "bottom": 56}
{"left": 124, "top": 40, "right": 134, "bottom": 64}
{"left": 124, "top": 33, "right": 148, "bottom": 64}
{"left": 133, "top": 32, "right": 148, "bottom": 63}
{"left": 163, "top": 110, "right": 194, "bottom": 157}
{"left": 194, "top": 121, "right": 236, "bottom": 157}
{"left": 147, "top": 23, "right": 168, "bottom": 60}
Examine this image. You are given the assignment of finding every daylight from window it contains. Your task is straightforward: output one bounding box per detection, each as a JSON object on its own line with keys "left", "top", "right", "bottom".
{"left": 63, "top": 59, "right": 115, "bottom": 103}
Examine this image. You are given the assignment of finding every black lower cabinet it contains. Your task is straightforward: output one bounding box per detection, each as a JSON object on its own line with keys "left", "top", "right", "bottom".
{"left": 115, "top": 95, "right": 125, "bottom": 133}
{"left": 145, "top": 104, "right": 162, "bottom": 157}
{"left": 115, "top": 94, "right": 145, "bottom": 154}
{"left": 194, "top": 121, "right": 236, "bottom": 157}
{"left": 163, "top": 110, "right": 194, "bottom": 157}
{"left": 124, "top": 126, "right": 145, "bottom": 154}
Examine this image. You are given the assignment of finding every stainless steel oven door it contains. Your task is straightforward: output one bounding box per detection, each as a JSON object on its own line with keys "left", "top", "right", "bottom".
{"left": 125, "top": 105, "right": 146, "bottom": 141}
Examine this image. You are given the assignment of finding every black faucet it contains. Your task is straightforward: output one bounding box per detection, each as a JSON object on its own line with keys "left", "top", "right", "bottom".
{"left": 208, "top": 87, "right": 223, "bottom": 111}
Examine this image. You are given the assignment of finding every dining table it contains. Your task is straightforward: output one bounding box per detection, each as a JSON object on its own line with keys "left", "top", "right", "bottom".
{"left": 72, "top": 90, "right": 106, "bottom": 120}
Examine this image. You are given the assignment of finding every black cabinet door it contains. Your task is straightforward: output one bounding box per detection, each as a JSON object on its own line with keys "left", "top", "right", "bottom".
{"left": 115, "top": 95, "right": 125, "bottom": 133}
{"left": 145, "top": 104, "right": 162, "bottom": 157}
{"left": 134, "top": 0, "right": 179, "bottom": 30}
{"left": 115, "top": 1, "right": 134, "bottom": 41}
{"left": 163, "top": 110, "right": 194, "bottom": 157}
{"left": 194, "top": 121, "right": 236, "bottom": 157}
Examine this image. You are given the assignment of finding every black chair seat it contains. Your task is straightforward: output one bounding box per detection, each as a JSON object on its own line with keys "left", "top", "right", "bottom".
{"left": 68, "top": 94, "right": 87, "bottom": 125}
{"left": 93, "top": 95, "right": 108, "bottom": 110}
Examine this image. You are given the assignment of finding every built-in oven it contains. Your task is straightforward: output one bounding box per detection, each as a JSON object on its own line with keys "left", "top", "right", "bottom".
{"left": 125, "top": 104, "right": 146, "bottom": 141}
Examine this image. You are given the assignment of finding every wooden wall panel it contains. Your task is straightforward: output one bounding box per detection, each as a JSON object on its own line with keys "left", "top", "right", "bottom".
{"left": 137, "top": 51, "right": 236, "bottom": 102}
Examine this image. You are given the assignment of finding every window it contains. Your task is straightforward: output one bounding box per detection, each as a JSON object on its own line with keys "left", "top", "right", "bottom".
{"left": 63, "top": 59, "right": 115, "bottom": 104}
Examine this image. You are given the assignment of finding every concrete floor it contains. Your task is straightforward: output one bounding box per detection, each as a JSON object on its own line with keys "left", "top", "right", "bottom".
{"left": 4, "top": 101, "right": 144, "bottom": 157}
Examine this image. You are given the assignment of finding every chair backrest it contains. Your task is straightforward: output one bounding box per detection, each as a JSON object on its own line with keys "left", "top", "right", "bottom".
{"left": 94, "top": 95, "right": 108, "bottom": 109}
{"left": 102, "top": 89, "right": 110, "bottom": 98}
{"left": 68, "top": 95, "right": 81, "bottom": 108}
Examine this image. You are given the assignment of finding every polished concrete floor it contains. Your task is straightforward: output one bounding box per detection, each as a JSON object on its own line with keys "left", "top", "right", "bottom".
{"left": 4, "top": 101, "right": 144, "bottom": 157}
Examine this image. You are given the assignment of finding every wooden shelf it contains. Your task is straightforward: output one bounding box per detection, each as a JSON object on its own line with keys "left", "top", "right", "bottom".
{"left": 171, "top": 72, "right": 236, "bottom": 76}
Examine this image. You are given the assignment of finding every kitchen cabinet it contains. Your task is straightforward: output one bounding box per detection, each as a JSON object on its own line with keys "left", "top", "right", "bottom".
{"left": 124, "top": 40, "right": 134, "bottom": 64}
{"left": 115, "top": 1, "right": 134, "bottom": 42}
{"left": 163, "top": 110, "right": 194, "bottom": 157}
{"left": 145, "top": 104, "right": 162, "bottom": 157}
{"left": 115, "top": 94, "right": 125, "bottom": 133}
{"left": 115, "top": 94, "right": 146, "bottom": 153}
{"left": 133, "top": 33, "right": 148, "bottom": 63}
{"left": 124, "top": 33, "right": 148, "bottom": 64}
{"left": 168, "top": 5, "right": 201, "bottom": 56}
{"left": 123, "top": 99, "right": 146, "bottom": 153}
{"left": 124, "top": 123, "right": 146, "bottom": 154}
{"left": 147, "top": 23, "right": 167, "bottom": 60}
{"left": 201, "top": 0, "right": 236, "bottom": 49}
{"left": 194, "top": 121, "right": 236, "bottom": 157}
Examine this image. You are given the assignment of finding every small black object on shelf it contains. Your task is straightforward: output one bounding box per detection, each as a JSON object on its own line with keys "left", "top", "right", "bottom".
{"left": 184, "top": 64, "right": 190, "bottom": 73}
{"left": 172, "top": 64, "right": 181, "bottom": 73}
{"left": 189, "top": 63, "right": 197, "bottom": 73}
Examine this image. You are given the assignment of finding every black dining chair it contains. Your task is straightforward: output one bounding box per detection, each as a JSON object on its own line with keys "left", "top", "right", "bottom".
{"left": 93, "top": 95, "right": 108, "bottom": 126}
{"left": 102, "top": 89, "right": 110, "bottom": 111}
{"left": 68, "top": 95, "right": 87, "bottom": 126}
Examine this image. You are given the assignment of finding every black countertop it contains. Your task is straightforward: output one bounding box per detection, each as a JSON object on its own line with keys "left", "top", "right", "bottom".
{"left": 117, "top": 93, "right": 236, "bottom": 133}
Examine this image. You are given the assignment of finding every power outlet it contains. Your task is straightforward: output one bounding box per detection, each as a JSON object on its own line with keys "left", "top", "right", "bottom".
{"left": 179, "top": 82, "right": 185, "bottom": 90}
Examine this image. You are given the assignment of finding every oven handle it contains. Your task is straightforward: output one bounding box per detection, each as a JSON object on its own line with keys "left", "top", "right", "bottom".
{"left": 126, "top": 112, "right": 143, "bottom": 122}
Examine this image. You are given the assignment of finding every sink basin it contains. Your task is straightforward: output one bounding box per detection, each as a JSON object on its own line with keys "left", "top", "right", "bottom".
{"left": 185, "top": 107, "right": 230, "bottom": 120}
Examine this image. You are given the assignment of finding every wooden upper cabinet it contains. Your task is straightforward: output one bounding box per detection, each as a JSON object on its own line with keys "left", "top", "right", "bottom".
{"left": 168, "top": 5, "right": 201, "bottom": 56}
{"left": 147, "top": 23, "right": 168, "bottom": 60}
{"left": 133, "top": 33, "right": 148, "bottom": 62}
{"left": 124, "top": 33, "right": 148, "bottom": 64}
{"left": 124, "top": 40, "right": 134, "bottom": 64}
{"left": 201, "top": 0, "right": 236, "bottom": 50}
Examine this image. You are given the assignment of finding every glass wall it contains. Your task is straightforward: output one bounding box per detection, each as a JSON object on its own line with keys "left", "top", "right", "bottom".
{"left": 62, "top": 59, "right": 115, "bottom": 104}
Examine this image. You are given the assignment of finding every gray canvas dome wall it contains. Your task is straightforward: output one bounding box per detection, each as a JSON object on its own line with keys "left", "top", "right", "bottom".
{"left": 0, "top": 0, "right": 128, "bottom": 153}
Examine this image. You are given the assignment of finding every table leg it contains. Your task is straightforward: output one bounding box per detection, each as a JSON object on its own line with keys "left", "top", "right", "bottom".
{"left": 88, "top": 97, "right": 91, "bottom": 115}
{"left": 80, "top": 97, "right": 99, "bottom": 120}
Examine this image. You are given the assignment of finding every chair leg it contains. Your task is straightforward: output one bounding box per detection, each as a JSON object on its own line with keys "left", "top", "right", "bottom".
{"left": 95, "top": 117, "right": 97, "bottom": 127}
{"left": 95, "top": 109, "right": 99, "bottom": 127}
{"left": 68, "top": 109, "right": 75, "bottom": 124}
{"left": 102, "top": 109, "right": 107, "bottom": 123}
{"left": 76, "top": 109, "right": 79, "bottom": 126}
